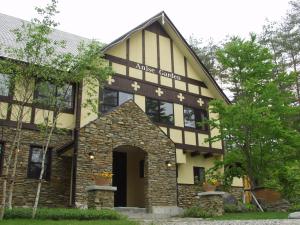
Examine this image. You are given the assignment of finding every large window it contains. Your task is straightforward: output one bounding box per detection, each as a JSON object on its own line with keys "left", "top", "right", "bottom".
{"left": 0, "top": 143, "right": 4, "bottom": 175}
{"left": 35, "top": 82, "right": 74, "bottom": 110}
{"left": 193, "top": 167, "right": 205, "bottom": 184}
{"left": 27, "top": 146, "right": 51, "bottom": 180}
{"left": 0, "top": 73, "right": 10, "bottom": 97}
{"left": 184, "top": 106, "right": 208, "bottom": 131}
{"left": 146, "top": 98, "right": 174, "bottom": 125}
{"left": 101, "top": 88, "right": 133, "bottom": 113}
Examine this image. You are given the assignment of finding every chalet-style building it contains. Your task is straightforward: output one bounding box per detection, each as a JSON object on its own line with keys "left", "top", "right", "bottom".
{"left": 0, "top": 12, "right": 237, "bottom": 212}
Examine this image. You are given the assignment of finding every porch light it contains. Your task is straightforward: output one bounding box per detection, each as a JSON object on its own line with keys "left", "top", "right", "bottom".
{"left": 88, "top": 152, "right": 95, "bottom": 160}
{"left": 165, "top": 160, "right": 172, "bottom": 167}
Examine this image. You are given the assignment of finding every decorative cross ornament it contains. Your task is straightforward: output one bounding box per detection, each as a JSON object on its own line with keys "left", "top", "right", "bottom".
{"left": 197, "top": 98, "right": 204, "bottom": 106}
{"left": 155, "top": 88, "right": 164, "bottom": 97}
{"left": 177, "top": 93, "right": 185, "bottom": 102}
{"left": 131, "top": 81, "right": 140, "bottom": 91}
{"left": 107, "top": 76, "right": 115, "bottom": 85}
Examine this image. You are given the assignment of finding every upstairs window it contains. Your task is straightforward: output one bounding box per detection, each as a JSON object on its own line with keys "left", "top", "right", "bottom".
{"left": 101, "top": 88, "right": 133, "bottom": 113}
{"left": 35, "top": 82, "right": 74, "bottom": 110}
{"left": 0, "top": 73, "right": 10, "bottom": 97}
{"left": 184, "top": 106, "right": 208, "bottom": 131}
{"left": 193, "top": 167, "right": 205, "bottom": 184}
{"left": 27, "top": 146, "right": 51, "bottom": 180}
{"left": 146, "top": 98, "right": 174, "bottom": 125}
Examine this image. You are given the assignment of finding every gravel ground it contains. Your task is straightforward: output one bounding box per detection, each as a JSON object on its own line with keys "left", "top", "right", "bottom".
{"left": 140, "top": 218, "right": 300, "bottom": 225}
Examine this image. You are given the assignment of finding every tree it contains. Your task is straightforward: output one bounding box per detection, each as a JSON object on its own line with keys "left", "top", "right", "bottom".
{"left": 260, "top": 0, "right": 300, "bottom": 103}
{"left": 0, "top": 0, "right": 112, "bottom": 219}
{"left": 208, "top": 35, "right": 300, "bottom": 189}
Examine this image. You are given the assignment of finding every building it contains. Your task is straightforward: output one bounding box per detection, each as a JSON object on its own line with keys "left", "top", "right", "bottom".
{"left": 0, "top": 11, "right": 232, "bottom": 211}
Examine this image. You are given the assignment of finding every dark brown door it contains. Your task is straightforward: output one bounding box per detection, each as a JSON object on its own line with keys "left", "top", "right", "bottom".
{"left": 113, "top": 151, "right": 127, "bottom": 207}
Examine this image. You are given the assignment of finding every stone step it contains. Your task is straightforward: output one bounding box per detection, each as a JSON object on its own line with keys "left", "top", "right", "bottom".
{"left": 115, "top": 207, "right": 147, "bottom": 214}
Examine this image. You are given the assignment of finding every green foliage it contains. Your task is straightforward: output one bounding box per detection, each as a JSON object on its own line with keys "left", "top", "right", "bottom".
{"left": 0, "top": 219, "right": 137, "bottom": 225}
{"left": 224, "top": 203, "right": 257, "bottom": 213}
{"left": 4, "top": 208, "right": 123, "bottom": 220}
{"left": 288, "top": 203, "right": 300, "bottom": 212}
{"left": 182, "top": 207, "right": 212, "bottom": 218}
{"left": 208, "top": 35, "right": 300, "bottom": 189}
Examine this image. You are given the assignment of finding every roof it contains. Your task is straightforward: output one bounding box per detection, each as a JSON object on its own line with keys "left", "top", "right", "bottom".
{"left": 0, "top": 12, "right": 89, "bottom": 58}
{"left": 103, "top": 11, "right": 230, "bottom": 104}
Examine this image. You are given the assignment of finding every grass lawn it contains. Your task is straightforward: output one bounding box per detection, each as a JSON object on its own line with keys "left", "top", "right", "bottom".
{"left": 213, "top": 212, "right": 289, "bottom": 220}
{"left": 0, "top": 219, "right": 138, "bottom": 225}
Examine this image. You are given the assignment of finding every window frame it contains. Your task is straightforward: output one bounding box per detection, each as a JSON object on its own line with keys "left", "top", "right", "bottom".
{"left": 193, "top": 166, "right": 205, "bottom": 185}
{"left": 27, "top": 145, "right": 52, "bottom": 181}
{"left": 101, "top": 87, "right": 134, "bottom": 113}
{"left": 183, "top": 106, "right": 209, "bottom": 131}
{"left": 0, "top": 73, "right": 13, "bottom": 101}
{"left": 145, "top": 97, "right": 174, "bottom": 125}
{"left": 34, "top": 80, "right": 76, "bottom": 113}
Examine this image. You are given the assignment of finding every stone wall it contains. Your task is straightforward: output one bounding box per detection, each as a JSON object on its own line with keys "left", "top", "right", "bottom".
{"left": 198, "top": 193, "right": 224, "bottom": 216}
{"left": 177, "top": 184, "right": 201, "bottom": 208}
{"left": 0, "top": 125, "right": 72, "bottom": 207}
{"left": 228, "top": 186, "right": 244, "bottom": 202}
{"left": 77, "top": 101, "right": 177, "bottom": 209}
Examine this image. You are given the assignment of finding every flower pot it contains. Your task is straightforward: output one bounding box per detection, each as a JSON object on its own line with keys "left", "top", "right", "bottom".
{"left": 203, "top": 183, "right": 217, "bottom": 192}
{"left": 94, "top": 177, "right": 112, "bottom": 186}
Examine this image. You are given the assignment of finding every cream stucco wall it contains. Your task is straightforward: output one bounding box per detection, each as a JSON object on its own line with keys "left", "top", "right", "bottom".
{"left": 145, "top": 31, "right": 157, "bottom": 67}
{"left": 127, "top": 150, "right": 146, "bottom": 207}
{"left": 173, "top": 43, "right": 185, "bottom": 76}
{"left": 0, "top": 102, "right": 8, "bottom": 119}
{"left": 159, "top": 35, "right": 172, "bottom": 71}
{"left": 129, "top": 32, "right": 142, "bottom": 63}
{"left": 106, "top": 41, "right": 126, "bottom": 59}
{"left": 177, "top": 153, "right": 216, "bottom": 184}
{"left": 10, "top": 105, "right": 31, "bottom": 123}
{"left": 80, "top": 78, "right": 99, "bottom": 127}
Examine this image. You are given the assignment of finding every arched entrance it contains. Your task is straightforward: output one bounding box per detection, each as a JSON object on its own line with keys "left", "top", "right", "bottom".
{"left": 113, "top": 145, "right": 147, "bottom": 207}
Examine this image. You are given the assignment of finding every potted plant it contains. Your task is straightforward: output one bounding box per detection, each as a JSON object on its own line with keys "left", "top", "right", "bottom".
{"left": 202, "top": 170, "right": 221, "bottom": 192}
{"left": 92, "top": 171, "right": 113, "bottom": 186}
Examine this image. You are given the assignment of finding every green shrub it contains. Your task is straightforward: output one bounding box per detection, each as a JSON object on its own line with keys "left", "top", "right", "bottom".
{"left": 182, "top": 207, "right": 212, "bottom": 218}
{"left": 288, "top": 204, "right": 300, "bottom": 212}
{"left": 224, "top": 204, "right": 240, "bottom": 213}
{"left": 224, "top": 203, "right": 257, "bottom": 213}
{"left": 243, "top": 203, "right": 257, "bottom": 212}
{"left": 4, "top": 208, "right": 123, "bottom": 220}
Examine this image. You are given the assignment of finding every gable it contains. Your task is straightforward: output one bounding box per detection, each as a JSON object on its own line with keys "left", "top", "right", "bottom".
{"left": 103, "top": 12, "right": 229, "bottom": 103}
{"left": 105, "top": 21, "right": 217, "bottom": 99}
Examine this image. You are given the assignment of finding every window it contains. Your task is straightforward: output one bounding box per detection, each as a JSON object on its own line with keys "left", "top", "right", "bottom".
{"left": 101, "top": 88, "right": 133, "bottom": 113}
{"left": 146, "top": 98, "right": 174, "bottom": 125}
{"left": 0, "top": 73, "right": 10, "bottom": 97}
{"left": 184, "top": 106, "right": 208, "bottom": 130}
{"left": 193, "top": 167, "right": 205, "bottom": 184}
{"left": 27, "top": 146, "right": 51, "bottom": 180}
{"left": 36, "top": 82, "right": 74, "bottom": 109}
{"left": 0, "top": 143, "right": 4, "bottom": 175}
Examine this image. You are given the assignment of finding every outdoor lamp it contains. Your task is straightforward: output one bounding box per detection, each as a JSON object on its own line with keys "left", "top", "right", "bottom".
{"left": 88, "top": 152, "right": 95, "bottom": 160}
{"left": 165, "top": 160, "right": 172, "bottom": 167}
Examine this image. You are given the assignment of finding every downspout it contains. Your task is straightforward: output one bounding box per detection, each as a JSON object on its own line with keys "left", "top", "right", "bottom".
{"left": 72, "top": 82, "right": 83, "bottom": 207}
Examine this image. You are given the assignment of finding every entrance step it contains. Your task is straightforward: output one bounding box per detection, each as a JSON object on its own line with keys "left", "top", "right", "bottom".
{"left": 115, "top": 207, "right": 147, "bottom": 214}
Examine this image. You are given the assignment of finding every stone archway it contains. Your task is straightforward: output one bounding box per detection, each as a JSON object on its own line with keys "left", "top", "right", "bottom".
{"left": 76, "top": 101, "right": 177, "bottom": 211}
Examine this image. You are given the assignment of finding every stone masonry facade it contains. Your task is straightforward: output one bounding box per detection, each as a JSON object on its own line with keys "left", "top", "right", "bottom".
{"left": 178, "top": 184, "right": 201, "bottom": 208}
{"left": 76, "top": 100, "right": 177, "bottom": 209}
{"left": 0, "top": 125, "right": 73, "bottom": 207}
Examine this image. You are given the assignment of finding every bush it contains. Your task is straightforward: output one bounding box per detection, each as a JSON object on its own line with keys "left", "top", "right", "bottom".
{"left": 288, "top": 204, "right": 300, "bottom": 212}
{"left": 4, "top": 208, "right": 123, "bottom": 220}
{"left": 224, "top": 202, "right": 257, "bottom": 213}
{"left": 182, "top": 207, "right": 212, "bottom": 218}
{"left": 224, "top": 204, "right": 240, "bottom": 213}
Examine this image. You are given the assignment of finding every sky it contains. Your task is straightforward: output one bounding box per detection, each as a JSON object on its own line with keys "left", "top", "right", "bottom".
{"left": 0, "top": 0, "right": 291, "bottom": 44}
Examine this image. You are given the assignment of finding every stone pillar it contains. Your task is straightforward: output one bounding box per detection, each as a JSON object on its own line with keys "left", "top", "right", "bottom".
{"left": 86, "top": 185, "right": 117, "bottom": 209}
{"left": 198, "top": 191, "right": 225, "bottom": 216}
